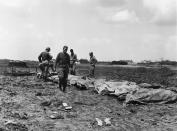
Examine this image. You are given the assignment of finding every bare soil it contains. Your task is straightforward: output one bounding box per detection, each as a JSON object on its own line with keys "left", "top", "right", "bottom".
{"left": 0, "top": 65, "right": 177, "bottom": 131}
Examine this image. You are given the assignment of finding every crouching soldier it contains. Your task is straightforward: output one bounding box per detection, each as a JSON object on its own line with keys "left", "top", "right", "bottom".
{"left": 55, "top": 46, "right": 70, "bottom": 93}
{"left": 38, "top": 47, "right": 54, "bottom": 80}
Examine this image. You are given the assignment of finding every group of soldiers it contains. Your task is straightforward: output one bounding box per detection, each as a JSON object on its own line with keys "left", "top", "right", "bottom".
{"left": 38, "top": 46, "right": 97, "bottom": 93}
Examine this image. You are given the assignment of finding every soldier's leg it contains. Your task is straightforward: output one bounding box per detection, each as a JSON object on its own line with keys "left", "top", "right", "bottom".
{"left": 62, "top": 75, "right": 67, "bottom": 92}
{"left": 89, "top": 65, "right": 95, "bottom": 77}
{"left": 89, "top": 65, "right": 93, "bottom": 77}
{"left": 51, "top": 65, "right": 55, "bottom": 72}
{"left": 58, "top": 68, "right": 64, "bottom": 91}
{"left": 62, "top": 68, "right": 69, "bottom": 92}
{"left": 58, "top": 77, "right": 62, "bottom": 91}
{"left": 92, "top": 66, "right": 95, "bottom": 77}
{"left": 39, "top": 63, "right": 45, "bottom": 78}
{"left": 44, "top": 65, "right": 49, "bottom": 80}
{"left": 70, "top": 64, "right": 73, "bottom": 75}
{"left": 49, "top": 62, "right": 55, "bottom": 72}
{"left": 72, "top": 64, "right": 76, "bottom": 75}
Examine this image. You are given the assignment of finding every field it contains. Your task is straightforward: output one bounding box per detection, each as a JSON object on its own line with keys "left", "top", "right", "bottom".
{"left": 0, "top": 64, "right": 177, "bottom": 131}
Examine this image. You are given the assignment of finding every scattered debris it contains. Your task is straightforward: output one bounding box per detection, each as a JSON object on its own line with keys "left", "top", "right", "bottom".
{"left": 104, "top": 118, "right": 111, "bottom": 126}
{"left": 62, "top": 103, "right": 68, "bottom": 107}
{"left": 65, "top": 106, "right": 72, "bottom": 110}
{"left": 0, "top": 66, "right": 177, "bottom": 130}
{"left": 49, "top": 113, "right": 64, "bottom": 119}
{"left": 95, "top": 118, "right": 103, "bottom": 126}
{"left": 62, "top": 103, "right": 72, "bottom": 110}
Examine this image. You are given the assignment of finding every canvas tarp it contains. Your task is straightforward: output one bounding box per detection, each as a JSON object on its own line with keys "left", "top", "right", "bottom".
{"left": 125, "top": 88, "right": 177, "bottom": 104}
{"left": 43, "top": 74, "right": 177, "bottom": 104}
{"left": 48, "top": 75, "right": 94, "bottom": 89}
{"left": 94, "top": 79, "right": 139, "bottom": 97}
{"left": 68, "top": 75, "right": 94, "bottom": 89}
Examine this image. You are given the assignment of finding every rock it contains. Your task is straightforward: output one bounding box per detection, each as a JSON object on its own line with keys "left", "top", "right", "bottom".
{"left": 12, "top": 112, "right": 28, "bottom": 120}
{"left": 5, "top": 121, "right": 28, "bottom": 131}
{"left": 40, "top": 101, "right": 51, "bottom": 106}
{"left": 49, "top": 114, "right": 64, "bottom": 119}
{"left": 138, "top": 83, "right": 152, "bottom": 88}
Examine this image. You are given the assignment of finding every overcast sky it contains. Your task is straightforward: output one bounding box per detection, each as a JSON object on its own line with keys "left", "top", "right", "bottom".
{"left": 0, "top": 0, "right": 176, "bottom": 62}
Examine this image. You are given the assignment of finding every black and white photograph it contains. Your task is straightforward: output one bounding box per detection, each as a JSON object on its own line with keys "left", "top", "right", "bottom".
{"left": 0, "top": 0, "right": 177, "bottom": 130}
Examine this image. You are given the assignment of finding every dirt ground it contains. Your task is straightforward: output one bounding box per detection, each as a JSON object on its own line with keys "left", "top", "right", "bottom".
{"left": 0, "top": 65, "right": 177, "bottom": 131}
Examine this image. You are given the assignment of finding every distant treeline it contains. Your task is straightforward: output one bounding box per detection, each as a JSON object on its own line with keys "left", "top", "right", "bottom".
{"left": 159, "top": 60, "right": 177, "bottom": 66}
{"left": 0, "top": 59, "right": 39, "bottom": 68}
{"left": 111, "top": 61, "right": 128, "bottom": 65}
{"left": 138, "top": 60, "right": 177, "bottom": 66}
{"left": 79, "top": 59, "right": 132, "bottom": 65}
{"left": 0, "top": 59, "right": 177, "bottom": 67}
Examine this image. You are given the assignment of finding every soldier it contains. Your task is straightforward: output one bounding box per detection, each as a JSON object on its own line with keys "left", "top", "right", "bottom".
{"left": 55, "top": 46, "right": 70, "bottom": 93}
{"left": 70, "top": 49, "right": 77, "bottom": 75}
{"left": 89, "top": 52, "right": 97, "bottom": 77}
{"left": 38, "top": 47, "right": 54, "bottom": 79}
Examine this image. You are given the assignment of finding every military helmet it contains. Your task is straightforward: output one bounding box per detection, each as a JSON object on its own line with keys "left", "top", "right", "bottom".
{"left": 89, "top": 52, "right": 93, "bottom": 55}
{"left": 45, "top": 47, "right": 50, "bottom": 52}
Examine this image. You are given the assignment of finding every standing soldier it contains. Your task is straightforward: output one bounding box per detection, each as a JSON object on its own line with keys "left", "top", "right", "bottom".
{"left": 89, "top": 52, "right": 97, "bottom": 77}
{"left": 70, "top": 49, "right": 77, "bottom": 75}
{"left": 38, "top": 47, "right": 54, "bottom": 80}
{"left": 55, "top": 46, "right": 70, "bottom": 93}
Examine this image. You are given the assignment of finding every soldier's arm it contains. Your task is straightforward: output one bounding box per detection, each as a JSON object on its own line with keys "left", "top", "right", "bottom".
{"left": 93, "top": 57, "right": 97, "bottom": 65}
{"left": 68, "top": 54, "right": 71, "bottom": 67}
{"left": 90, "top": 57, "right": 97, "bottom": 66}
{"left": 48, "top": 53, "right": 53, "bottom": 61}
{"left": 38, "top": 53, "right": 42, "bottom": 63}
{"left": 94, "top": 57, "right": 98, "bottom": 64}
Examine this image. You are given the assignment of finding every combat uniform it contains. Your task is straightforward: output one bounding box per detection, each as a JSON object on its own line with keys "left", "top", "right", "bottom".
{"left": 38, "top": 51, "right": 53, "bottom": 78}
{"left": 55, "top": 52, "right": 70, "bottom": 92}
{"left": 70, "top": 53, "right": 77, "bottom": 75}
{"left": 89, "top": 55, "right": 97, "bottom": 77}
